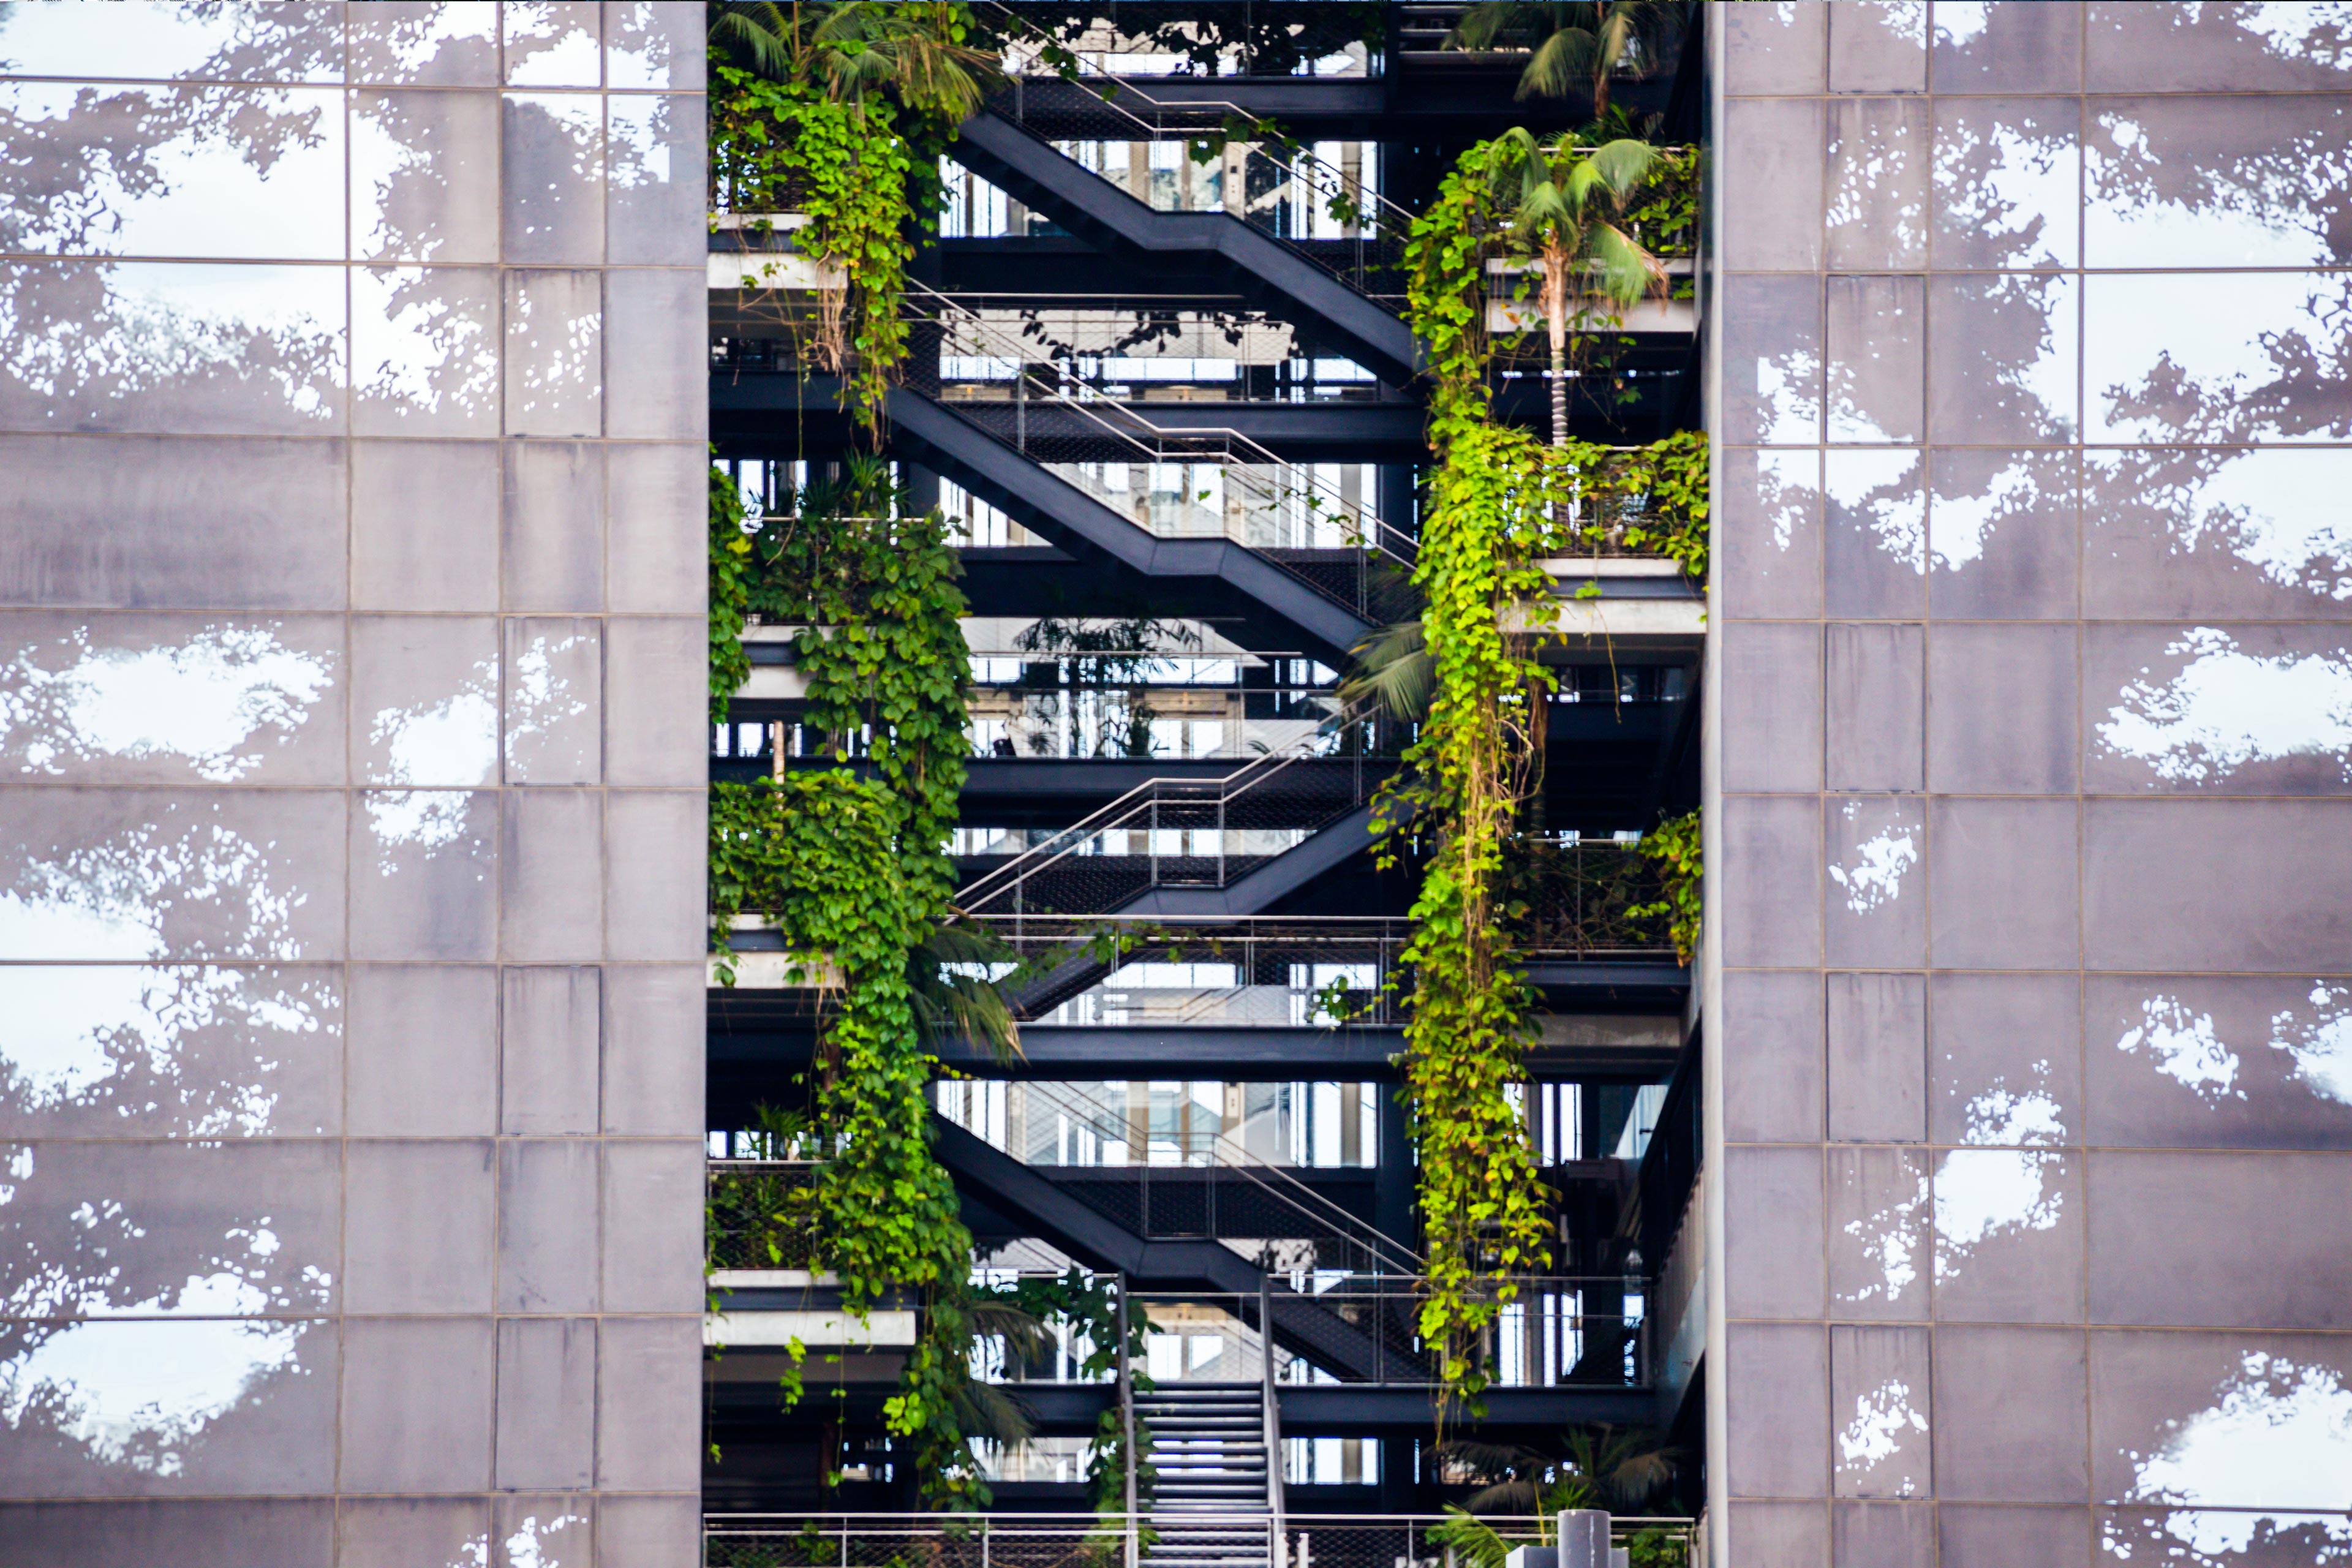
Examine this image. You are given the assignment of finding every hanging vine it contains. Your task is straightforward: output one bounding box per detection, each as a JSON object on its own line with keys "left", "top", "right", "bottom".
{"left": 1387, "top": 135, "right": 1705, "bottom": 1417}
{"left": 709, "top": 2, "right": 992, "bottom": 438}
{"left": 707, "top": 451, "right": 993, "bottom": 1506}
{"left": 1384, "top": 139, "right": 1565, "bottom": 1420}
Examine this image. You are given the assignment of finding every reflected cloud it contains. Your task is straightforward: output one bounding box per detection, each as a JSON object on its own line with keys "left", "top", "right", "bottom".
{"left": 0, "top": 260, "right": 344, "bottom": 434}
{"left": 0, "top": 807, "right": 311, "bottom": 961}
{"left": 505, "top": 2, "right": 602, "bottom": 87}
{"left": 1932, "top": 1148, "right": 2063, "bottom": 1282}
{"left": 351, "top": 2, "right": 498, "bottom": 86}
{"left": 2098, "top": 628, "right": 2352, "bottom": 785}
{"left": 2089, "top": 272, "right": 2352, "bottom": 445}
{"left": 1926, "top": 454, "right": 2037, "bottom": 571}
{"left": 0, "top": 1316, "right": 312, "bottom": 1477}
{"left": 1934, "top": 100, "right": 2078, "bottom": 269}
{"left": 2104, "top": 448, "right": 2352, "bottom": 603}
{"left": 505, "top": 1512, "right": 590, "bottom": 1568}
{"left": 1837, "top": 1375, "right": 1928, "bottom": 1496}
{"left": 0, "top": 624, "right": 331, "bottom": 782}
{"left": 353, "top": 266, "right": 499, "bottom": 431}
{"left": 1828, "top": 805, "right": 1920, "bottom": 914}
{"left": 0, "top": 1, "right": 344, "bottom": 83}
{"left": 1749, "top": 347, "right": 1820, "bottom": 445}
{"left": 1754, "top": 451, "right": 1817, "bottom": 554}
{"left": 370, "top": 655, "right": 498, "bottom": 789}
{"left": 0, "top": 965, "right": 330, "bottom": 1137}
{"left": 2108, "top": 1351, "right": 2352, "bottom": 1563}
{"left": 2121, "top": 986, "right": 2352, "bottom": 1112}
{"left": 1825, "top": 449, "right": 1925, "bottom": 571}
{"left": 2089, "top": 103, "right": 2352, "bottom": 268}
{"left": 1959, "top": 1063, "right": 2066, "bottom": 1146}
{"left": 505, "top": 628, "right": 595, "bottom": 780}
{"left": 1838, "top": 1170, "right": 1926, "bottom": 1307}
{"left": 2116, "top": 996, "right": 2245, "bottom": 1102}
{"left": 0, "top": 83, "right": 342, "bottom": 260}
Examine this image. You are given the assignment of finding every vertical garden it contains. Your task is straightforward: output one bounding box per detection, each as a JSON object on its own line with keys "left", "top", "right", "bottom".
{"left": 700, "top": 0, "right": 1706, "bottom": 1501}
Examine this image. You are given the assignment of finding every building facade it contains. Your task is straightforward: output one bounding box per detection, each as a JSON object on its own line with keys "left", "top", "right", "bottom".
{"left": 0, "top": 5, "right": 709, "bottom": 1562}
{"left": 1710, "top": 2, "right": 2352, "bottom": 1562}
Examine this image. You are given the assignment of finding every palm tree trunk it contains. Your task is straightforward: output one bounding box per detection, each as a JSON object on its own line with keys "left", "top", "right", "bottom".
{"left": 1545, "top": 245, "right": 1569, "bottom": 448}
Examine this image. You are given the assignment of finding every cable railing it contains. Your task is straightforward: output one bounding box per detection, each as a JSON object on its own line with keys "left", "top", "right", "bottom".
{"left": 703, "top": 1514, "right": 1700, "bottom": 1568}
{"left": 707, "top": 1160, "right": 821, "bottom": 1274}
{"left": 1125, "top": 1279, "right": 1647, "bottom": 1391}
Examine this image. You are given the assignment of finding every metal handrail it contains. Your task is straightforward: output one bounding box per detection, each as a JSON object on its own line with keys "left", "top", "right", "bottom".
{"left": 908, "top": 279, "right": 1418, "bottom": 571}
{"left": 955, "top": 726, "right": 1335, "bottom": 914}
{"left": 976, "top": 2, "right": 1418, "bottom": 235}
{"left": 1008, "top": 1077, "right": 1426, "bottom": 1276}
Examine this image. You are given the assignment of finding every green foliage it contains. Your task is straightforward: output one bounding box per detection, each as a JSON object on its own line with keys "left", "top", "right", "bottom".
{"left": 1551, "top": 429, "right": 1709, "bottom": 579}
{"left": 980, "top": 1268, "right": 1157, "bottom": 1517}
{"left": 745, "top": 455, "right": 973, "bottom": 912}
{"left": 1391, "top": 139, "right": 1562, "bottom": 1420}
{"left": 709, "top": 3, "right": 991, "bottom": 437}
{"left": 704, "top": 454, "right": 982, "bottom": 1505}
{"left": 1448, "top": 1, "right": 1687, "bottom": 113}
{"left": 1394, "top": 135, "right": 1707, "bottom": 1419}
{"left": 710, "top": 464, "right": 755, "bottom": 722}
{"left": 708, "top": 774, "right": 991, "bottom": 1507}
{"left": 1628, "top": 809, "right": 1702, "bottom": 964}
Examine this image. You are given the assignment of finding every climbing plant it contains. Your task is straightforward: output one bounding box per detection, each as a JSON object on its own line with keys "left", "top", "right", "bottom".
{"left": 1551, "top": 429, "right": 1709, "bottom": 580}
{"left": 1387, "top": 134, "right": 1703, "bottom": 1417}
{"left": 980, "top": 1267, "right": 1158, "bottom": 1519}
{"left": 710, "top": 462, "right": 755, "bottom": 722}
{"left": 1380, "top": 139, "right": 1559, "bottom": 1419}
{"left": 706, "top": 452, "right": 987, "bottom": 1506}
{"left": 709, "top": 2, "right": 993, "bottom": 437}
{"left": 1628, "top": 809, "right": 1702, "bottom": 965}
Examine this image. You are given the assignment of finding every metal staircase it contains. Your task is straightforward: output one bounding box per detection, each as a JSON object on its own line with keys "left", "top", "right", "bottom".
{"left": 1139, "top": 1384, "right": 1282, "bottom": 1568}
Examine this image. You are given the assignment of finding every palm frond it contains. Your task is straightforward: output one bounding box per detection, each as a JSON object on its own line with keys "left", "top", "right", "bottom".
{"left": 1338, "top": 619, "right": 1433, "bottom": 725}
{"left": 709, "top": 1, "right": 802, "bottom": 80}
{"left": 908, "top": 918, "right": 1023, "bottom": 1064}
{"left": 952, "top": 1378, "right": 1037, "bottom": 1449}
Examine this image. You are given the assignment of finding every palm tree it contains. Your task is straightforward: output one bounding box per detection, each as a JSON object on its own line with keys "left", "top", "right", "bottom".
{"left": 1449, "top": 1, "right": 1687, "bottom": 115}
{"left": 709, "top": 1, "right": 997, "bottom": 123}
{"left": 1428, "top": 1428, "right": 1679, "bottom": 1566}
{"left": 1488, "top": 127, "right": 1667, "bottom": 451}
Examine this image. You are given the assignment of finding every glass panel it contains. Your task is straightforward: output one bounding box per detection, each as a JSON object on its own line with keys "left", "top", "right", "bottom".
{"left": 0, "top": 260, "right": 345, "bottom": 435}
{"left": 503, "top": 0, "right": 601, "bottom": 87}
{"left": 0, "top": 83, "right": 342, "bottom": 259}
{"left": 0, "top": 1, "right": 346, "bottom": 82}
{"left": 2087, "top": 271, "right": 2352, "bottom": 445}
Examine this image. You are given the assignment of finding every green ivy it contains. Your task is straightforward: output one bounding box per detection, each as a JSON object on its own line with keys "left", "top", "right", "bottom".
{"left": 709, "top": 773, "right": 991, "bottom": 1507}
{"left": 1553, "top": 429, "right": 1709, "bottom": 581}
{"left": 707, "top": 461, "right": 982, "bottom": 1506}
{"left": 1628, "top": 810, "right": 1702, "bottom": 965}
{"left": 710, "top": 462, "right": 754, "bottom": 722}
{"left": 1388, "top": 140, "right": 1567, "bottom": 1419}
{"left": 1391, "top": 135, "right": 1706, "bottom": 1417}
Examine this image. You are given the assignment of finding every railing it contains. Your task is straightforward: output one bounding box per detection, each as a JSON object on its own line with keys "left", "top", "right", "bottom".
{"left": 974, "top": 2, "right": 1417, "bottom": 304}
{"left": 906, "top": 279, "right": 1419, "bottom": 578}
{"left": 704, "top": 1513, "right": 1700, "bottom": 1568}
{"left": 957, "top": 721, "right": 1383, "bottom": 918}
{"left": 1509, "top": 840, "right": 1676, "bottom": 961}
{"left": 951, "top": 1073, "right": 1422, "bottom": 1278}
{"left": 707, "top": 1160, "right": 821, "bottom": 1273}
{"left": 1125, "top": 1279, "right": 1647, "bottom": 1390}
{"left": 966, "top": 681, "right": 1360, "bottom": 765}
